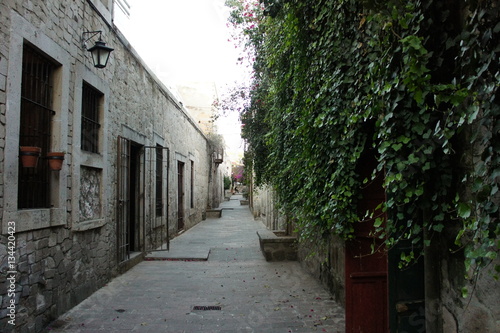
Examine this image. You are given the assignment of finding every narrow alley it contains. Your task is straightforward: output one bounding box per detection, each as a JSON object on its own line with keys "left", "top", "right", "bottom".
{"left": 45, "top": 195, "right": 345, "bottom": 333}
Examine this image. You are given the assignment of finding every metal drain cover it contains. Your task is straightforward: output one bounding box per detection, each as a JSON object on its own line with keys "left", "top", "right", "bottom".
{"left": 192, "top": 305, "right": 222, "bottom": 311}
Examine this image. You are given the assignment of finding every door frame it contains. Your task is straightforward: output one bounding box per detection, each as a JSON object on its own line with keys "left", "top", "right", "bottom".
{"left": 117, "top": 136, "right": 145, "bottom": 262}
{"left": 142, "top": 145, "right": 170, "bottom": 252}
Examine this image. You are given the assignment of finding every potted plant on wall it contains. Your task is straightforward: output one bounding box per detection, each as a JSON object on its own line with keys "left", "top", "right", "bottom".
{"left": 46, "top": 151, "right": 65, "bottom": 171}
{"left": 19, "top": 146, "right": 42, "bottom": 168}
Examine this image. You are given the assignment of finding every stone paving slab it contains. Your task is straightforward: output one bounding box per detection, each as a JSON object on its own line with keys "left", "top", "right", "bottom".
{"left": 45, "top": 195, "right": 345, "bottom": 332}
{"left": 145, "top": 198, "right": 250, "bottom": 261}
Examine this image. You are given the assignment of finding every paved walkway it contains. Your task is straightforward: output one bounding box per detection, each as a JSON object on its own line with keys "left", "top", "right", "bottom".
{"left": 47, "top": 195, "right": 345, "bottom": 332}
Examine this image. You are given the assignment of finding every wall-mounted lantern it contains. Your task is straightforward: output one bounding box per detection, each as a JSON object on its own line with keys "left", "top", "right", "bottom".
{"left": 213, "top": 149, "right": 224, "bottom": 164}
{"left": 82, "top": 30, "right": 114, "bottom": 69}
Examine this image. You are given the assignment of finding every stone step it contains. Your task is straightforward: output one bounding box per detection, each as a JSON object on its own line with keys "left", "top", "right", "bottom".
{"left": 257, "top": 230, "right": 298, "bottom": 261}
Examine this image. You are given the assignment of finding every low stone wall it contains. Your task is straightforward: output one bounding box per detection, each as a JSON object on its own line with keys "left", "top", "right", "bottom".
{"left": 206, "top": 209, "right": 222, "bottom": 218}
{"left": 257, "top": 230, "right": 297, "bottom": 261}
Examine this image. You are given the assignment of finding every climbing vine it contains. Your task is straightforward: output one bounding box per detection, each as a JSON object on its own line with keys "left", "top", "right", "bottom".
{"left": 225, "top": 0, "right": 499, "bottom": 280}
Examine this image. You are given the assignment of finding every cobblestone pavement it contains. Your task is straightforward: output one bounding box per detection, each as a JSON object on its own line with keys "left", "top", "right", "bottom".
{"left": 46, "top": 195, "right": 345, "bottom": 332}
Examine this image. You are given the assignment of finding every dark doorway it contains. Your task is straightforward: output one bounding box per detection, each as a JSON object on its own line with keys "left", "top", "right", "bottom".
{"left": 117, "top": 137, "right": 143, "bottom": 263}
{"left": 388, "top": 225, "right": 425, "bottom": 332}
{"left": 128, "top": 143, "right": 142, "bottom": 252}
{"left": 177, "top": 161, "right": 185, "bottom": 231}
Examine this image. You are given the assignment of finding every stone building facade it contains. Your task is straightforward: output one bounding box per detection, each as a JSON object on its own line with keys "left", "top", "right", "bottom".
{"left": 177, "top": 82, "right": 219, "bottom": 136}
{"left": 0, "top": 1, "right": 227, "bottom": 332}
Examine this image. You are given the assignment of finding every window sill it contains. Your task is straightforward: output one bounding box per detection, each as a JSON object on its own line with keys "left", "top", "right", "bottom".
{"left": 80, "top": 151, "right": 104, "bottom": 169}
{"left": 72, "top": 218, "right": 106, "bottom": 232}
{"left": 2, "top": 208, "right": 66, "bottom": 234}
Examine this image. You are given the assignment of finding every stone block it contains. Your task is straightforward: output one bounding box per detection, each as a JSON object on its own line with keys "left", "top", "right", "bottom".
{"left": 27, "top": 254, "right": 35, "bottom": 265}
{"left": 28, "top": 271, "right": 42, "bottom": 285}
{"left": 44, "top": 257, "right": 55, "bottom": 270}
{"left": 56, "top": 230, "right": 69, "bottom": 244}
{"left": 257, "top": 230, "right": 297, "bottom": 261}
{"left": 21, "top": 285, "right": 30, "bottom": 297}
{"left": 48, "top": 235, "right": 57, "bottom": 247}
{"left": 19, "top": 273, "right": 29, "bottom": 288}
{"left": 206, "top": 209, "right": 222, "bottom": 218}
{"left": 34, "top": 238, "right": 49, "bottom": 251}
{"left": 53, "top": 251, "right": 64, "bottom": 269}
{"left": 34, "top": 229, "right": 51, "bottom": 239}
{"left": 17, "top": 261, "right": 29, "bottom": 274}
{"left": 61, "top": 238, "right": 72, "bottom": 253}
{"left": 36, "top": 294, "right": 46, "bottom": 312}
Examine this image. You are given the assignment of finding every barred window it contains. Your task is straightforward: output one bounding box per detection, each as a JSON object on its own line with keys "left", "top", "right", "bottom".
{"left": 81, "top": 82, "right": 102, "bottom": 153}
{"left": 18, "top": 44, "right": 56, "bottom": 209}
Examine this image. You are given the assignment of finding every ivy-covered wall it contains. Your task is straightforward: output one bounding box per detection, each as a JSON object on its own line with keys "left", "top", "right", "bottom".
{"left": 225, "top": 0, "right": 499, "bottom": 330}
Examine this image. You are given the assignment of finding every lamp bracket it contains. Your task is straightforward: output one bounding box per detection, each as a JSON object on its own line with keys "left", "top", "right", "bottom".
{"left": 82, "top": 30, "right": 103, "bottom": 50}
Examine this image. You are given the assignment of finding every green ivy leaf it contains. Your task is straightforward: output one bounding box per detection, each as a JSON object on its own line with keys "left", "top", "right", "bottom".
{"left": 392, "top": 143, "right": 403, "bottom": 151}
{"left": 433, "top": 224, "right": 444, "bottom": 232}
{"left": 458, "top": 203, "right": 472, "bottom": 219}
{"left": 461, "top": 287, "right": 469, "bottom": 298}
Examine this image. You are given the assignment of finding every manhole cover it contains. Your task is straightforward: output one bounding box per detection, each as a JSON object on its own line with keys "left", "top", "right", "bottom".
{"left": 192, "top": 305, "right": 222, "bottom": 311}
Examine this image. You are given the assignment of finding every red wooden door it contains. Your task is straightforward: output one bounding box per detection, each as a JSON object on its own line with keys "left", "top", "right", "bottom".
{"left": 345, "top": 151, "right": 388, "bottom": 333}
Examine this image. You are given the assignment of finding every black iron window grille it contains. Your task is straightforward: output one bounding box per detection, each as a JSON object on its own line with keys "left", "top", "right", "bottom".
{"left": 18, "top": 44, "right": 57, "bottom": 209}
{"left": 81, "top": 82, "right": 102, "bottom": 153}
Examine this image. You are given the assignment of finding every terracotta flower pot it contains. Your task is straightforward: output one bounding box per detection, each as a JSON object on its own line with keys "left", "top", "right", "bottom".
{"left": 46, "top": 152, "right": 65, "bottom": 171}
{"left": 19, "top": 146, "right": 41, "bottom": 168}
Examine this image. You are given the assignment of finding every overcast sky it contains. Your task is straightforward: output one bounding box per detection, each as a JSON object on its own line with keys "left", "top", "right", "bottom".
{"left": 114, "top": 0, "right": 245, "bottom": 161}
{"left": 114, "top": 0, "right": 243, "bottom": 89}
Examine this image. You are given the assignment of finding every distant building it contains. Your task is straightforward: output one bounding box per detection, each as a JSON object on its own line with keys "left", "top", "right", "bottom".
{"left": 177, "top": 82, "right": 219, "bottom": 136}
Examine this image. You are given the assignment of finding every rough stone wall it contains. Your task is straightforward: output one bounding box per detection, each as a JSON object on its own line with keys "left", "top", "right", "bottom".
{"left": 208, "top": 157, "right": 231, "bottom": 210}
{"left": 104, "top": 43, "right": 212, "bottom": 233}
{"left": 437, "top": 225, "right": 500, "bottom": 332}
{"left": 252, "top": 185, "right": 287, "bottom": 231}
{"left": 437, "top": 233, "right": 500, "bottom": 332}
{"left": 298, "top": 234, "right": 346, "bottom": 307}
{"left": 0, "top": 1, "right": 220, "bottom": 332}
{"left": 0, "top": 225, "right": 112, "bottom": 332}
{"left": 79, "top": 167, "right": 102, "bottom": 221}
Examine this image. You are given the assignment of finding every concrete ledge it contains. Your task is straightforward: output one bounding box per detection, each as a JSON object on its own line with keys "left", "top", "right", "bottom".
{"left": 72, "top": 218, "right": 106, "bottom": 232}
{"left": 206, "top": 209, "right": 222, "bottom": 218}
{"left": 240, "top": 200, "right": 249, "bottom": 205}
{"left": 257, "top": 230, "right": 298, "bottom": 261}
{"left": 118, "top": 252, "right": 144, "bottom": 274}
